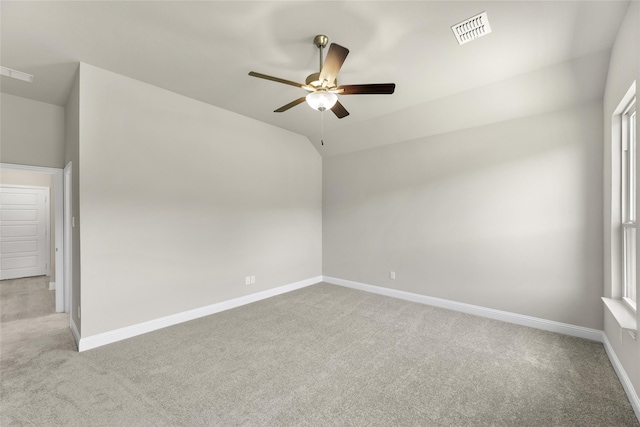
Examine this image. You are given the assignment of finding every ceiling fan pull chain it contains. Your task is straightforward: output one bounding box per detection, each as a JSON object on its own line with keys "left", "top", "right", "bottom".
{"left": 321, "top": 110, "right": 325, "bottom": 146}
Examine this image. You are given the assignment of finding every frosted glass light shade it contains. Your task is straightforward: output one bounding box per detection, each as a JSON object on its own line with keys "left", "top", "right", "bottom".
{"left": 306, "top": 90, "right": 338, "bottom": 112}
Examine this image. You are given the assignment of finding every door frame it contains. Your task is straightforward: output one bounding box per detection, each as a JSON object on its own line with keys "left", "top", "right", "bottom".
{"left": 63, "top": 162, "right": 72, "bottom": 314}
{"left": 0, "top": 163, "right": 65, "bottom": 312}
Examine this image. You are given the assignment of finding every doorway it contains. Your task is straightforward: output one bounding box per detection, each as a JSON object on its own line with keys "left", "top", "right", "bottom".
{"left": 0, "top": 163, "right": 66, "bottom": 313}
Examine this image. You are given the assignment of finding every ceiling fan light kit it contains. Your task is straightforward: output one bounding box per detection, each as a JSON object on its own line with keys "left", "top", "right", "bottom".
{"left": 306, "top": 90, "right": 338, "bottom": 112}
{"left": 248, "top": 34, "right": 396, "bottom": 119}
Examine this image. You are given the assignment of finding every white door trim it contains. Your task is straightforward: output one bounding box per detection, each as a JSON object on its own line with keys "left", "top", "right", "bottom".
{"left": 63, "top": 162, "right": 73, "bottom": 313}
{"left": 0, "top": 163, "right": 65, "bottom": 312}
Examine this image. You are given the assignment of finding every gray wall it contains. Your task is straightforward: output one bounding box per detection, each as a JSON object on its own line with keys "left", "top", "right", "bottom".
{"left": 77, "top": 64, "right": 322, "bottom": 337}
{"left": 324, "top": 100, "right": 603, "bottom": 330}
{"left": 1, "top": 93, "right": 65, "bottom": 168}
{"left": 603, "top": 1, "right": 640, "bottom": 407}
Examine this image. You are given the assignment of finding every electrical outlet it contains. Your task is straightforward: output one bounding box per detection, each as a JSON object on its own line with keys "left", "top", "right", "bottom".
{"left": 250, "top": 275, "right": 256, "bottom": 284}
{"left": 390, "top": 271, "right": 396, "bottom": 280}
{"left": 245, "top": 276, "right": 251, "bottom": 285}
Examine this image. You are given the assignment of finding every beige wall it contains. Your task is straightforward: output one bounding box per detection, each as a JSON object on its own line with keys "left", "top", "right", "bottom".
{"left": 323, "top": 101, "right": 603, "bottom": 330}
{"left": 77, "top": 63, "right": 322, "bottom": 337}
{"left": 1, "top": 93, "right": 65, "bottom": 168}
{"left": 603, "top": 1, "right": 640, "bottom": 409}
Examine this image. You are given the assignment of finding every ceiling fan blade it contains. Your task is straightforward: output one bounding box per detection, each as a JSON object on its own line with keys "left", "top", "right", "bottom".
{"left": 331, "top": 100, "right": 350, "bottom": 119}
{"left": 338, "top": 83, "right": 396, "bottom": 95}
{"left": 319, "top": 43, "right": 349, "bottom": 86}
{"left": 274, "top": 97, "right": 307, "bottom": 113}
{"left": 249, "top": 71, "right": 306, "bottom": 89}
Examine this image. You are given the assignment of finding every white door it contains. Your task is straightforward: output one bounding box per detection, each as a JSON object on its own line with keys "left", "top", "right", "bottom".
{"left": 0, "top": 186, "right": 50, "bottom": 280}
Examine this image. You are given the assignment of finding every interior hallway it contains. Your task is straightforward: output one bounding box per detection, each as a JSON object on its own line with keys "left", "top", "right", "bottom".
{"left": 0, "top": 276, "right": 75, "bottom": 361}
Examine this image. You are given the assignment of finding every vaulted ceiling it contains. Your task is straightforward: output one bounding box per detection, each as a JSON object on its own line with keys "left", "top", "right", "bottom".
{"left": 0, "top": 1, "right": 630, "bottom": 156}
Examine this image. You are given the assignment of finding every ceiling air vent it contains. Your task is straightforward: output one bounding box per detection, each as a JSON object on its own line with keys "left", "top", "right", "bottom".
{"left": 451, "top": 12, "right": 491, "bottom": 45}
{"left": 0, "top": 66, "right": 34, "bottom": 83}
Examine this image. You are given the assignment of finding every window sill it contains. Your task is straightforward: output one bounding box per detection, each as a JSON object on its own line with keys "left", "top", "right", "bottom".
{"left": 602, "top": 297, "right": 637, "bottom": 331}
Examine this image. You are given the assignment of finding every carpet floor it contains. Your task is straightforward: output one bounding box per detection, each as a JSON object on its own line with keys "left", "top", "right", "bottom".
{"left": 1, "top": 278, "right": 638, "bottom": 426}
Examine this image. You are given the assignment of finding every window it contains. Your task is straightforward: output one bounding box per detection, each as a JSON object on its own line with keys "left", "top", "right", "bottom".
{"left": 622, "top": 96, "right": 637, "bottom": 311}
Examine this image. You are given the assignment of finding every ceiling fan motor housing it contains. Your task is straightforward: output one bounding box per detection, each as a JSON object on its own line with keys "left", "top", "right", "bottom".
{"left": 305, "top": 72, "right": 338, "bottom": 90}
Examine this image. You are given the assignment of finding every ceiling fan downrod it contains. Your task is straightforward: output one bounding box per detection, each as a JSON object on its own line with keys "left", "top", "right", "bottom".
{"left": 313, "top": 35, "right": 329, "bottom": 74}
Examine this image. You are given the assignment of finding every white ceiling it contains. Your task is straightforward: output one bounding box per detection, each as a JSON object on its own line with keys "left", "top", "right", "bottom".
{"left": 0, "top": 1, "right": 630, "bottom": 156}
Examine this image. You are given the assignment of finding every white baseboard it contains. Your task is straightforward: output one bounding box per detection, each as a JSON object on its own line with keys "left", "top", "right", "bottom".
{"left": 602, "top": 334, "right": 640, "bottom": 421}
{"left": 322, "top": 276, "right": 604, "bottom": 342}
{"left": 49, "top": 281, "right": 55, "bottom": 291}
{"left": 78, "top": 276, "right": 322, "bottom": 352}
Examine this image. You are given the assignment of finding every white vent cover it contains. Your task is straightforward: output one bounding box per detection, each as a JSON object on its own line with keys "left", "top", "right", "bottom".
{"left": 0, "top": 66, "right": 34, "bottom": 83}
{"left": 451, "top": 12, "right": 492, "bottom": 45}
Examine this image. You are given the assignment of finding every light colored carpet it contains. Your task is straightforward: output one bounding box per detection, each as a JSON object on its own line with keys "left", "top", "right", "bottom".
{"left": 1, "top": 279, "right": 638, "bottom": 426}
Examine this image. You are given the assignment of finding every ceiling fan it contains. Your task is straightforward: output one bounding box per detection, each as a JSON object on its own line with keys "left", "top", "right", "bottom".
{"left": 249, "top": 35, "right": 395, "bottom": 119}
